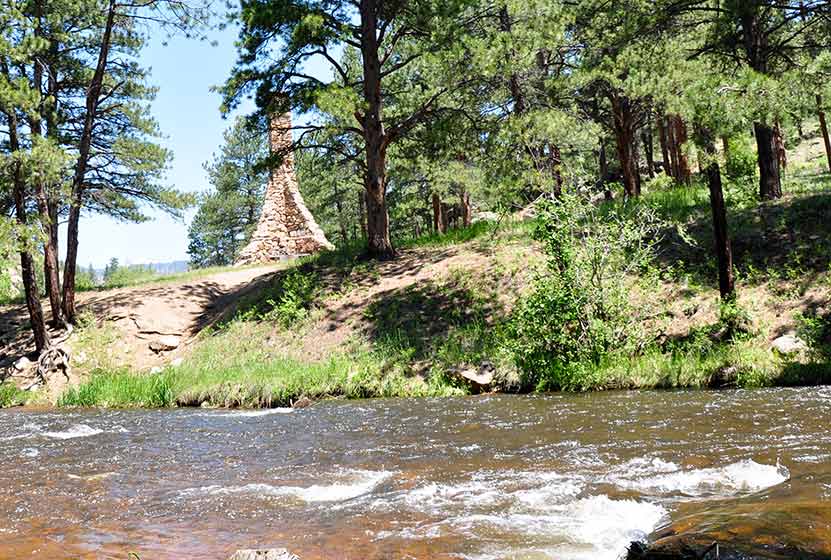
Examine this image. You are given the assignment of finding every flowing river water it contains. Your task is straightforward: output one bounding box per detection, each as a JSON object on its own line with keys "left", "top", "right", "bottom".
{"left": 1, "top": 388, "right": 829, "bottom": 559}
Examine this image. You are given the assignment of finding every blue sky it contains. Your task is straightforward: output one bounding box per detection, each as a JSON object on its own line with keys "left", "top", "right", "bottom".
{"left": 69, "top": 24, "right": 248, "bottom": 269}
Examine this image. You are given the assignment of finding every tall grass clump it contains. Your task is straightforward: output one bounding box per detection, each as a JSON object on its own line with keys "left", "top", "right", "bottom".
{"left": 58, "top": 370, "right": 175, "bottom": 408}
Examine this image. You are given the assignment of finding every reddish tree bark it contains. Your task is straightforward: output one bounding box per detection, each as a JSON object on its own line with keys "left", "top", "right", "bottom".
{"left": 774, "top": 121, "right": 787, "bottom": 172}
{"left": 432, "top": 192, "right": 445, "bottom": 234}
{"left": 610, "top": 91, "right": 641, "bottom": 197}
{"left": 460, "top": 190, "right": 472, "bottom": 227}
{"left": 818, "top": 95, "right": 831, "bottom": 174}
{"left": 657, "top": 114, "right": 671, "bottom": 176}
{"left": 672, "top": 115, "right": 691, "bottom": 184}
{"left": 641, "top": 127, "right": 655, "bottom": 179}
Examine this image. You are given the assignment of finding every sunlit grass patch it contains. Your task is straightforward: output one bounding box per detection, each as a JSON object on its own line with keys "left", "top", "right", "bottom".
{"left": 0, "top": 383, "right": 29, "bottom": 407}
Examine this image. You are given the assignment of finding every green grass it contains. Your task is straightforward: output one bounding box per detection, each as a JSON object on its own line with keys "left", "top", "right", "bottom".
{"left": 398, "top": 220, "right": 498, "bottom": 249}
{"left": 58, "top": 369, "right": 175, "bottom": 408}
{"left": 0, "top": 383, "right": 29, "bottom": 407}
{"left": 58, "top": 320, "right": 464, "bottom": 409}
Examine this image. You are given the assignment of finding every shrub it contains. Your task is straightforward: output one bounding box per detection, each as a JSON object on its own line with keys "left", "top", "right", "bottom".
{"left": 724, "top": 135, "right": 757, "bottom": 182}
{"left": 506, "top": 195, "right": 662, "bottom": 390}
{"left": 261, "top": 269, "right": 319, "bottom": 327}
{"left": 798, "top": 311, "right": 831, "bottom": 360}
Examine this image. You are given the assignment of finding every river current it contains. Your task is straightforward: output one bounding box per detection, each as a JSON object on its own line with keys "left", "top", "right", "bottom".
{"left": 0, "top": 388, "right": 828, "bottom": 559}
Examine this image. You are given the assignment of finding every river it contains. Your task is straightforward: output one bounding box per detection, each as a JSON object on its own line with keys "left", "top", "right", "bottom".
{"left": 0, "top": 388, "right": 828, "bottom": 559}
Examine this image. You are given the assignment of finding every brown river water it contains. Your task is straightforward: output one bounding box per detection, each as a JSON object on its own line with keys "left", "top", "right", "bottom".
{"left": 0, "top": 388, "right": 829, "bottom": 560}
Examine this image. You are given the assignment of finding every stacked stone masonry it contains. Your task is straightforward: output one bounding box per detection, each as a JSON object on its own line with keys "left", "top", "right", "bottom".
{"left": 235, "top": 113, "right": 334, "bottom": 265}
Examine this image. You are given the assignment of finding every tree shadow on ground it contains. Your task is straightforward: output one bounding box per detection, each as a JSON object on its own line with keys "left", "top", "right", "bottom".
{"left": 654, "top": 189, "right": 831, "bottom": 287}
{"left": 361, "top": 275, "right": 503, "bottom": 369}
{"left": 227, "top": 246, "right": 461, "bottom": 327}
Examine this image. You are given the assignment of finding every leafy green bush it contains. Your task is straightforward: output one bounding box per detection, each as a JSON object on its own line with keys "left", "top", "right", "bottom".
{"left": 261, "top": 269, "right": 319, "bottom": 327}
{"left": 506, "top": 195, "right": 662, "bottom": 390}
{"left": 0, "top": 383, "right": 28, "bottom": 407}
{"left": 798, "top": 311, "right": 831, "bottom": 360}
{"left": 724, "top": 135, "right": 757, "bottom": 181}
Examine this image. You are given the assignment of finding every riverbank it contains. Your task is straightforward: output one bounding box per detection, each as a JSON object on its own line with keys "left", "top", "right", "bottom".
{"left": 3, "top": 132, "right": 831, "bottom": 408}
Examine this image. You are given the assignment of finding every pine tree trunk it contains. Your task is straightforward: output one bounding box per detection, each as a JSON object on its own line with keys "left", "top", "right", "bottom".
{"left": 722, "top": 136, "right": 730, "bottom": 163}
{"left": 432, "top": 192, "right": 445, "bottom": 234}
{"left": 12, "top": 167, "right": 49, "bottom": 354}
{"left": 550, "top": 143, "right": 563, "bottom": 196}
{"left": 666, "top": 116, "right": 679, "bottom": 181}
{"left": 774, "top": 120, "right": 787, "bottom": 172}
{"left": 62, "top": 0, "right": 117, "bottom": 322}
{"left": 641, "top": 128, "right": 655, "bottom": 179}
{"left": 754, "top": 122, "right": 783, "bottom": 200}
{"left": 359, "top": 0, "right": 394, "bottom": 259}
{"left": 697, "top": 125, "right": 735, "bottom": 303}
{"left": 657, "top": 114, "right": 671, "bottom": 176}
{"left": 358, "top": 190, "right": 367, "bottom": 239}
{"left": 817, "top": 95, "right": 831, "bottom": 174}
{"left": 672, "top": 115, "right": 691, "bottom": 184}
{"left": 31, "top": 0, "right": 63, "bottom": 327}
{"left": 610, "top": 92, "right": 641, "bottom": 197}
{"left": 460, "top": 190, "right": 472, "bottom": 227}
{"left": 3, "top": 81, "right": 50, "bottom": 352}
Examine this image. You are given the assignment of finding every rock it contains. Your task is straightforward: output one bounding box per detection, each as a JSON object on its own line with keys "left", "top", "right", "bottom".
{"left": 13, "top": 356, "right": 32, "bottom": 372}
{"left": 149, "top": 366, "right": 163, "bottom": 375}
{"left": 451, "top": 361, "right": 495, "bottom": 394}
{"left": 149, "top": 335, "right": 180, "bottom": 353}
{"left": 771, "top": 333, "right": 807, "bottom": 356}
{"left": 472, "top": 211, "right": 499, "bottom": 223}
{"left": 710, "top": 365, "right": 738, "bottom": 388}
{"left": 170, "top": 357, "right": 184, "bottom": 368}
{"left": 228, "top": 549, "right": 299, "bottom": 560}
{"left": 292, "top": 396, "right": 314, "bottom": 409}
{"left": 627, "top": 474, "right": 831, "bottom": 560}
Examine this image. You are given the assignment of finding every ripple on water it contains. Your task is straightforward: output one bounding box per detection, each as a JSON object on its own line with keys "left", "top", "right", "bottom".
{"left": 370, "top": 470, "right": 665, "bottom": 560}
{"left": 606, "top": 457, "right": 789, "bottom": 497}
{"left": 180, "top": 469, "right": 392, "bottom": 503}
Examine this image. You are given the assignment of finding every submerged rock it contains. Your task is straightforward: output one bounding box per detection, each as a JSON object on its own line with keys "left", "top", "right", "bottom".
{"left": 229, "top": 549, "right": 299, "bottom": 560}
{"left": 627, "top": 474, "right": 831, "bottom": 559}
{"left": 291, "top": 396, "right": 314, "bottom": 409}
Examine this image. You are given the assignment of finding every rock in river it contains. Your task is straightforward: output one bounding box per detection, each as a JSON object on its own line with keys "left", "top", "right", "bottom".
{"left": 627, "top": 474, "right": 831, "bottom": 559}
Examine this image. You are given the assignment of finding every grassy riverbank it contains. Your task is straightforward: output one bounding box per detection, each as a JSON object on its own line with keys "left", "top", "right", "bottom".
{"left": 4, "top": 132, "right": 831, "bottom": 409}
{"left": 54, "top": 170, "right": 831, "bottom": 407}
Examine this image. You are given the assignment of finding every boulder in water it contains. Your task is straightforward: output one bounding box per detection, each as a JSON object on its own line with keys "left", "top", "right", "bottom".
{"left": 627, "top": 474, "right": 831, "bottom": 560}
{"left": 229, "top": 549, "right": 299, "bottom": 560}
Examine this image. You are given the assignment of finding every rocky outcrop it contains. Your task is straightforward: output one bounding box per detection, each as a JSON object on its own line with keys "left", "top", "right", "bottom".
{"left": 235, "top": 113, "right": 333, "bottom": 265}
{"left": 627, "top": 474, "right": 831, "bottom": 560}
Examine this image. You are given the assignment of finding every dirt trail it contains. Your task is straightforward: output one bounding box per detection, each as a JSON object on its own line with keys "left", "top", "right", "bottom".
{"left": 0, "top": 264, "right": 283, "bottom": 371}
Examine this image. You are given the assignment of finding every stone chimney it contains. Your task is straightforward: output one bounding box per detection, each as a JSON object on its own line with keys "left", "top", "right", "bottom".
{"left": 235, "top": 112, "right": 334, "bottom": 265}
